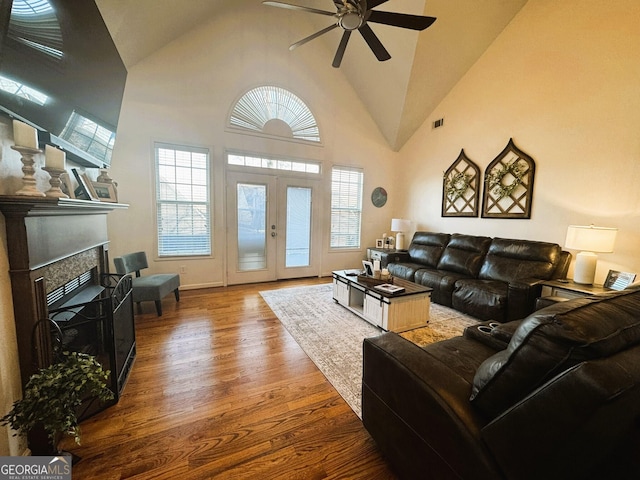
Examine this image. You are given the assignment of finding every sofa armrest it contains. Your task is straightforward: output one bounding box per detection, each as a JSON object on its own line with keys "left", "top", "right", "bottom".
{"left": 506, "top": 278, "right": 544, "bottom": 321}
{"left": 482, "top": 346, "right": 640, "bottom": 480}
{"left": 362, "top": 333, "right": 503, "bottom": 480}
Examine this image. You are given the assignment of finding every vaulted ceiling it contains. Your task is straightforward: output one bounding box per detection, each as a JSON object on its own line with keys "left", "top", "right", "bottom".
{"left": 96, "top": 0, "right": 528, "bottom": 151}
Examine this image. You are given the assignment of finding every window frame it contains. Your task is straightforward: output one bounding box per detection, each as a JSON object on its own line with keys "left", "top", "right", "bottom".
{"left": 154, "top": 142, "right": 212, "bottom": 258}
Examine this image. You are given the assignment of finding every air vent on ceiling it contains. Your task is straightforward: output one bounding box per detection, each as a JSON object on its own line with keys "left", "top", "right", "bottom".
{"left": 433, "top": 118, "right": 444, "bottom": 129}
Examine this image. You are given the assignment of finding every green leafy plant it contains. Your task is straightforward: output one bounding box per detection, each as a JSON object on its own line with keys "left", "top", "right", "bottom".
{"left": 485, "top": 159, "right": 527, "bottom": 200}
{"left": 1, "top": 351, "right": 114, "bottom": 447}
{"left": 443, "top": 171, "right": 472, "bottom": 202}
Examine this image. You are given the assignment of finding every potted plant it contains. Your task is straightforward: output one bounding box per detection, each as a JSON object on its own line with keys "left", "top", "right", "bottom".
{"left": 1, "top": 351, "right": 114, "bottom": 455}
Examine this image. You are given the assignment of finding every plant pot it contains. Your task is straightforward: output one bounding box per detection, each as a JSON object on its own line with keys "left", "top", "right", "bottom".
{"left": 27, "top": 423, "right": 58, "bottom": 456}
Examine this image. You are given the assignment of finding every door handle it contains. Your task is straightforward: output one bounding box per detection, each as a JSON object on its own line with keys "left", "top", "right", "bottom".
{"left": 271, "top": 232, "right": 277, "bottom": 237}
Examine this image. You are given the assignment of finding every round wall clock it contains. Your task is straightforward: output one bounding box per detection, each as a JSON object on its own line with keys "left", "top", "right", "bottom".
{"left": 371, "top": 187, "right": 388, "bottom": 208}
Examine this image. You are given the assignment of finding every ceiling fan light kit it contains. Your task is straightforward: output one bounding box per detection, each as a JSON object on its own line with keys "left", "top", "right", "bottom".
{"left": 264, "top": 0, "right": 436, "bottom": 68}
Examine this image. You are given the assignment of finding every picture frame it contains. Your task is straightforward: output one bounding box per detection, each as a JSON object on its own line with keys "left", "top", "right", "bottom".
{"left": 362, "top": 260, "right": 374, "bottom": 277}
{"left": 603, "top": 270, "right": 636, "bottom": 291}
{"left": 60, "top": 172, "right": 75, "bottom": 199}
{"left": 72, "top": 168, "right": 99, "bottom": 201}
{"left": 375, "top": 239, "right": 384, "bottom": 248}
{"left": 91, "top": 181, "right": 118, "bottom": 203}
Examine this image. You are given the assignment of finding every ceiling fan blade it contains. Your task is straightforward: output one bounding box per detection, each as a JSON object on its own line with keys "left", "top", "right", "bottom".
{"left": 332, "top": 30, "right": 352, "bottom": 68}
{"left": 358, "top": 23, "right": 391, "bottom": 62}
{"left": 366, "top": 0, "right": 389, "bottom": 8}
{"left": 290, "top": 23, "right": 339, "bottom": 51}
{"left": 367, "top": 10, "right": 436, "bottom": 31}
{"left": 263, "top": 1, "right": 336, "bottom": 17}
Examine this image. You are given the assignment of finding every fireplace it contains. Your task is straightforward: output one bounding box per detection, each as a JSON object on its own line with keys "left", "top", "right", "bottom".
{"left": 0, "top": 196, "right": 132, "bottom": 410}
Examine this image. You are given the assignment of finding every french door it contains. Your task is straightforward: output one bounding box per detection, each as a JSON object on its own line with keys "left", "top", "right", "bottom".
{"left": 226, "top": 171, "right": 321, "bottom": 285}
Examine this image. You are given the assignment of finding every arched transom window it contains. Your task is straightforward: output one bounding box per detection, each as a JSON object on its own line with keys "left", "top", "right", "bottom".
{"left": 229, "top": 86, "right": 320, "bottom": 143}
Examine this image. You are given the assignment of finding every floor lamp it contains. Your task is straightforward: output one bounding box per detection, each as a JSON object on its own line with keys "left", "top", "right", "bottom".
{"left": 565, "top": 225, "right": 617, "bottom": 285}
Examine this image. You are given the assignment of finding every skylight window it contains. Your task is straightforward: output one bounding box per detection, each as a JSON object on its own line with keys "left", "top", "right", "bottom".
{"left": 0, "top": 75, "right": 48, "bottom": 105}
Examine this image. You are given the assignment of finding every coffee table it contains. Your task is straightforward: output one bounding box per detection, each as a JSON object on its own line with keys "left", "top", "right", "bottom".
{"left": 332, "top": 270, "right": 433, "bottom": 332}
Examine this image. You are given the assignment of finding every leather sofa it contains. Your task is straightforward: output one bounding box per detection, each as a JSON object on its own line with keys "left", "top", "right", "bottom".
{"left": 386, "top": 232, "right": 571, "bottom": 322}
{"left": 362, "top": 286, "right": 640, "bottom": 479}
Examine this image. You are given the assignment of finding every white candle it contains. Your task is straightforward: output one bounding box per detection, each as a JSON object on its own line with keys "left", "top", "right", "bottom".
{"left": 12, "top": 120, "right": 39, "bottom": 149}
{"left": 373, "top": 260, "right": 381, "bottom": 271}
{"left": 45, "top": 145, "right": 66, "bottom": 170}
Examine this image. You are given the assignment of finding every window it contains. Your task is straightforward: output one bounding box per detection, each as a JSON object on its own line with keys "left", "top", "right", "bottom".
{"left": 227, "top": 152, "right": 320, "bottom": 174}
{"left": 330, "top": 166, "right": 364, "bottom": 249}
{"left": 155, "top": 144, "right": 211, "bottom": 257}
{"left": 229, "top": 86, "right": 320, "bottom": 143}
{"left": 0, "top": 74, "right": 48, "bottom": 105}
{"left": 60, "top": 111, "right": 115, "bottom": 164}
{"left": 8, "top": 0, "right": 63, "bottom": 60}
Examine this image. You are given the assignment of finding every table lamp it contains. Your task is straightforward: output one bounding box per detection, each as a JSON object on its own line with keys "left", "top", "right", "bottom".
{"left": 391, "top": 219, "right": 411, "bottom": 250}
{"left": 565, "top": 225, "right": 617, "bottom": 284}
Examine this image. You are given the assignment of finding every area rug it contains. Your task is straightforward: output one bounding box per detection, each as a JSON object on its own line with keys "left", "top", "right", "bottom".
{"left": 260, "top": 283, "right": 477, "bottom": 418}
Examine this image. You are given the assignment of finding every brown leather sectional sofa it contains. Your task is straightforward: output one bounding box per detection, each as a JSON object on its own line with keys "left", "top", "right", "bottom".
{"left": 386, "top": 232, "right": 571, "bottom": 322}
{"left": 362, "top": 286, "right": 640, "bottom": 479}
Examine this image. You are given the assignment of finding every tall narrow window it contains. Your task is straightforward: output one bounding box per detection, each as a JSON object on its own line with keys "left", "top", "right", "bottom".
{"left": 155, "top": 143, "right": 211, "bottom": 257}
{"left": 330, "top": 166, "right": 363, "bottom": 249}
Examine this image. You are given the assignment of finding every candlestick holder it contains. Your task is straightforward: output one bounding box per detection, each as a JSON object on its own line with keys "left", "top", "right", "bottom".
{"left": 42, "top": 166, "right": 69, "bottom": 198}
{"left": 10, "top": 145, "right": 45, "bottom": 196}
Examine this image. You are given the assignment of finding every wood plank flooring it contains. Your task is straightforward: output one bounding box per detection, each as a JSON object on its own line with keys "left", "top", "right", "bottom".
{"left": 62, "top": 278, "right": 398, "bottom": 479}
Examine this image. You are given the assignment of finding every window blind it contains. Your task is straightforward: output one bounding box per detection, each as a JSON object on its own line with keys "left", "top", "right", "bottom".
{"left": 330, "top": 166, "right": 363, "bottom": 249}
{"left": 155, "top": 144, "right": 211, "bottom": 257}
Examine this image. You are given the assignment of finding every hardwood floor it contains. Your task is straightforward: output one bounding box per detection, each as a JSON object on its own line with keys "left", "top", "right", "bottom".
{"left": 63, "top": 277, "right": 398, "bottom": 479}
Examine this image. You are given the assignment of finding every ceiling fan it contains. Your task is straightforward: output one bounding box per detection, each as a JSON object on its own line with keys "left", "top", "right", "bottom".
{"left": 263, "top": 0, "right": 436, "bottom": 68}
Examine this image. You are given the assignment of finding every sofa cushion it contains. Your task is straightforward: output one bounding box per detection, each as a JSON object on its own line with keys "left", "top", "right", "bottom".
{"left": 387, "top": 262, "right": 426, "bottom": 282}
{"left": 452, "top": 279, "right": 508, "bottom": 321}
{"left": 406, "top": 232, "right": 450, "bottom": 269}
{"left": 470, "top": 288, "right": 640, "bottom": 418}
{"left": 414, "top": 268, "right": 470, "bottom": 307}
{"left": 437, "top": 233, "right": 492, "bottom": 277}
{"left": 479, "top": 238, "right": 561, "bottom": 282}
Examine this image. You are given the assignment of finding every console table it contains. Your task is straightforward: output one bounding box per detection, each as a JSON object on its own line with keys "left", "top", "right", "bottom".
{"left": 332, "top": 270, "right": 432, "bottom": 332}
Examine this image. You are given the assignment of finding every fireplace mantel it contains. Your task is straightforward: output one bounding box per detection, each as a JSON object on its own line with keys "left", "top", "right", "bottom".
{"left": 0, "top": 195, "right": 128, "bottom": 217}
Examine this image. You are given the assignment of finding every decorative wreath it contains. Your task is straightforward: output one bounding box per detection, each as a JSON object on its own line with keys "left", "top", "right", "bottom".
{"left": 485, "top": 159, "right": 526, "bottom": 200}
{"left": 444, "top": 171, "right": 472, "bottom": 202}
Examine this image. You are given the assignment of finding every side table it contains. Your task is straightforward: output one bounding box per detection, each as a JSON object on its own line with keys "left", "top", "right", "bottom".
{"left": 366, "top": 247, "right": 408, "bottom": 268}
{"left": 537, "top": 279, "right": 609, "bottom": 310}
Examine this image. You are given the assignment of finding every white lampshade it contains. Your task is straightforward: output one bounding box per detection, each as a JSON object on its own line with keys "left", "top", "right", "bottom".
{"left": 565, "top": 225, "right": 617, "bottom": 252}
{"left": 565, "top": 225, "right": 617, "bottom": 284}
{"left": 391, "top": 218, "right": 411, "bottom": 233}
{"left": 390, "top": 218, "right": 411, "bottom": 250}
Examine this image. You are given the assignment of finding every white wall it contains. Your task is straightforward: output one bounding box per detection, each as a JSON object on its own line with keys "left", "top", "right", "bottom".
{"left": 106, "top": 2, "right": 401, "bottom": 287}
{"left": 398, "top": 0, "right": 640, "bottom": 285}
